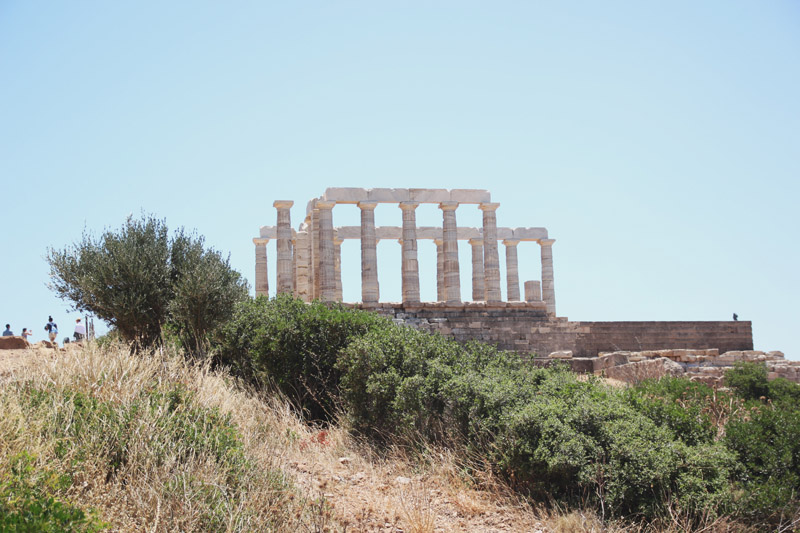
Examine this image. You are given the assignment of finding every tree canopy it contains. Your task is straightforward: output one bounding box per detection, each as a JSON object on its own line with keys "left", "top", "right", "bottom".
{"left": 47, "top": 214, "right": 248, "bottom": 352}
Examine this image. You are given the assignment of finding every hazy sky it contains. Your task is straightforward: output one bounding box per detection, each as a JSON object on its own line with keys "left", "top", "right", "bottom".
{"left": 1, "top": 2, "right": 797, "bottom": 357}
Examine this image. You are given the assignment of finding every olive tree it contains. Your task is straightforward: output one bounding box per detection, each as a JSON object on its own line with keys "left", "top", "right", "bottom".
{"left": 47, "top": 214, "right": 248, "bottom": 353}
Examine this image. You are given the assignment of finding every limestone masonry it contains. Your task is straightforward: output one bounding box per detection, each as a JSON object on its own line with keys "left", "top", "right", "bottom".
{"left": 255, "top": 188, "right": 763, "bottom": 378}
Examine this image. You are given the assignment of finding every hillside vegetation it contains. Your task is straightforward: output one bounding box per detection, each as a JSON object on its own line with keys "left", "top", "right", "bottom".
{"left": 4, "top": 296, "right": 799, "bottom": 531}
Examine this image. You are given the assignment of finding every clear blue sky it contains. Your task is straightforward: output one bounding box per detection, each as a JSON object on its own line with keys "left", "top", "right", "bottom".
{"left": 1, "top": 2, "right": 797, "bottom": 357}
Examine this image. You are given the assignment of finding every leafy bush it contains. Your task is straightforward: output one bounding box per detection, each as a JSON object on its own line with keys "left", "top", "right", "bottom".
{"left": 47, "top": 214, "right": 248, "bottom": 353}
{"left": 0, "top": 452, "right": 106, "bottom": 532}
{"left": 624, "top": 377, "right": 718, "bottom": 446}
{"left": 336, "top": 321, "right": 735, "bottom": 519}
{"left": 218, "top": 295, "right": 392, "bottom": 420}
{"left": 725, "top": 404, "right": 800, "bottom": 526}
{"left": 725, "top": 361, "right": 770, "bottom": 401}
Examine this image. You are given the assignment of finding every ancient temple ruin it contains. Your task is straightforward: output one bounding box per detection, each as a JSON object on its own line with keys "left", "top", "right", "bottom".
{"left": 254, "top": 188, "right": 556, "bottom": 313}
{"left": 254, "top": 188, "right": 754, "bottom": 360}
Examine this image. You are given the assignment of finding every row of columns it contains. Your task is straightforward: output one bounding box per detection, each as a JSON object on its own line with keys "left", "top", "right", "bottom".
{"left": 256, "top": 200, "right": 556, "bottom": 314}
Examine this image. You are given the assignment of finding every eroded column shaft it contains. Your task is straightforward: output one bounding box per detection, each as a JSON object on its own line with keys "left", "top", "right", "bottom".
{"left": 504, "top": 239, "right": 520, "bottom": 301}
{"left": 440, "top": 202, "right": 461, "bottom": 304}
{"left": 434, "top": 239, "right": 444, "bottom": 301}
{"left": 400, "top": 202, "right": 420, "bottom": 304}
{"left": 469, "top": 238, "right": 485, "bottom": 301}
{"left": 480, "top": 203, "right": 501, "bottom": 302}
{"left": 359, "top": 202, "right": 380, "bottom": 303}
{"left": 253, "top": 238, "right": 269, "bottom": 297}
{"left": 274, "top": 201, "right": 294, "bottom": 294}
{"left": 317, "top": 201, "right": 336, "bottom": 302}
{"left": 540, "top": 239, "right": 556, "bottom": 315}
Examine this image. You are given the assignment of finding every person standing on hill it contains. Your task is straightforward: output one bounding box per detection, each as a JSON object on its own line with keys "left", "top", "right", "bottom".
{"left": 2, "top": 324, "right": 12, "bottom": 336}
{"left": 21, "top": 328, "right": 32, "bottom": 343}
{"left": 44, "top": 316, "right": 58, "bottom": 344}
{"left": 74, "top": 318, "right": 86, "bottom": 341}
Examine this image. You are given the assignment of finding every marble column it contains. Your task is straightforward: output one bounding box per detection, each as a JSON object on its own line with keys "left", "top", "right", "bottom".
{"left": 359, "top": 202, "right": 380, "bottom": 303}
{"left": 539, "top": 239, "right": 556, "bottom": 315}
{"left": 311, "top": 207, "right": 320, "bottom": 300}
{"left": 291, "top": 236, "right": 298, "bottom": 296}
{"left": 434, "top": 239, "right": 444, "bottom": 301}
{"left": 503, "top": 239, "right": 521, "bottom": 301}
{"left": 524, "top": 280, "right": 542, "bottom": 302}
{"left": 274, "top": 200, "right": 294, "bottom": 294}
{"left": 480, "top": 203, "right": 501, "bottom": 302}
{"left": 399, "top": 202, "right": 420, "bottom": 304}
{"left": 469, "top": 238, "right": 485, "bottom": 301}
{"left": 253, "top": 238, "right": 269, "bottom": 297}
{"left": 334, "top": 233, "right": 343, "bottom": 302}
{"left": 439, "top": 202, "right": 461, "bottom": 304}
{"left": 317, "top": 201, "right": 336, "bottom": 302}
{"left": 294, "top": 228, "right": 310, "bottom": 301}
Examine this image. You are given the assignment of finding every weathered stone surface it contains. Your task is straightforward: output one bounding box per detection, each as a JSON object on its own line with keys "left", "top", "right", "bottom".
{"left": 0, "top": 336, "right": 29, "bottom": 349}
{"left": 549, "top": 350, "right": 573, "bottom": 359}
{"left": 449, "top": 189, "right": 491, "bottom": 203}
{"left": 323, "top": 187, "right": 368, "bottom": 203}
{"left": 367, "top": 188, "right": 410, "bottom": 202}
{"left": 409, "top": 188, "right": 449, "bottom": 203}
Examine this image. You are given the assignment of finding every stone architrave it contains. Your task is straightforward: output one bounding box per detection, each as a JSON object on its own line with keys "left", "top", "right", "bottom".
{"left": 317, "top": 201, "right": 336, "bottom": 302}
{"left": 468, "top": 238, "right": 485, "bottom": 301}
{"left": 399, "top": 202, "right": 420, "bottom": 304}
{"left": 539, "top": 238, "right": 556, "bottom": 314}
{"left": 253, "top": 238, "right": 269, "bottom": 297}
{"left": 274, "top": 200, "right": 294, "bottom": 294}
{"left": 524, "top": 280, "right": 542, "bottom": 302}
{"left": 334, "top": 233, "right": 343, "bottom": 302}
{"left": 439, "top": 202, "right": 461, "bottom": 304}
{"left": 503, "top": 239, "right": 521, "bottom": 301}
{"left": 359, "top": 202, "right": 380, "bottom": 303}
{"left": 434, "top": 239, "right": 444, "bottom": 301}
{"left": 480, "top": 203, "right": 501, "bottom": 302}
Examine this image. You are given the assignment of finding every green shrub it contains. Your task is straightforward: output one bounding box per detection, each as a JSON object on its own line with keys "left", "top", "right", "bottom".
{"left": 336, "top": 321, "right": 735, "bottom": 519}
{"left": 624, "top": 377, "right": 717, "bottom": 446}
{"left": 218, "top": 295, "right": 392, "bottom": 420}
{"left": 725, "top": 405, "right": 800, "bottom": 526}
{"left": 0, "top": 452, "right": 106, "bottom": 532}
{"left": 725, "top": 361, "right": 769, "bottom": 401}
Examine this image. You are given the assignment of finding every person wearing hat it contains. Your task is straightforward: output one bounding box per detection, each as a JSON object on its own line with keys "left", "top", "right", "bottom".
{"left": 74, "top": 318, "right": 86, "bottom": 341}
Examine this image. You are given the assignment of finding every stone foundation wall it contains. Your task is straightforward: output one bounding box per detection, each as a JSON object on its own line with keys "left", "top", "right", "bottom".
{"left": 357, "top": 303, "right": 753, "bottom": 357}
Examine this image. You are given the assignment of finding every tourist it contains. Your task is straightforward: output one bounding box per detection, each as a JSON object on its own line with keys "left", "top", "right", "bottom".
{"left": 2, "top": 324, "right": 12, "bottom": 336}
{"left": 21, "top": 328, "right": 32, "bottom": 343}
{"left": 44, "top": 316, "right": 58, "bottom": 345}
{"left": 74, "top": 318, "right": 86, "bottom": 341}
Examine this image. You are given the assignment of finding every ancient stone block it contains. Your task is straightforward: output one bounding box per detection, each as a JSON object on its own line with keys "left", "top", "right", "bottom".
{"left": 449, "top": 189, "right": 491, "bottom": 203}
{"left": 367, "top": 188, "right": 410, "bottom": 202}
{"left": 409, "top": 188, "right": 449, "bottom": 203}
{"left": 323, "top": 187, "right": 369, "bottom": 203}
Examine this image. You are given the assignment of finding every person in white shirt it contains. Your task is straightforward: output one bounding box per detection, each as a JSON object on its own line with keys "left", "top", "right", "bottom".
{"left": 74, "top": 318, "right": 87, "bottom": 341}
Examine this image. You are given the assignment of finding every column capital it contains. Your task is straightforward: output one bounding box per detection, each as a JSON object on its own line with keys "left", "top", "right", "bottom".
{"left": 398, "top": 202, "right": 420, "bottom": 211}
{"left": 273, "top": 200, "right": 294, "bottom": 209}
{"left": 333, "top": 237, "right": 344, "bottom": 245}
{"left": 433, "top": 238, "right": 443, "bottom": 245}
{"left": 502, "top": 239, "right": 520, "bottom": 247}
{"left": 468, "top": 238, "right": 484, "bottom": 246}
{"left": 253, "top": 237, "right": 270, "bottom": 245}
{"left": 316, "top": 200, "right": 336, "bottom": 210}
{"left": 479, "top": 202, "right": 500, "bottom": 212}
{"left": 439, "top": 201, "right": 459, "bottom": 211}
{"left": 539, "top": 238, "right": 556, "bottom": 246}
{"left": 357, "top": 201, "right": 378, "bottom": 210}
